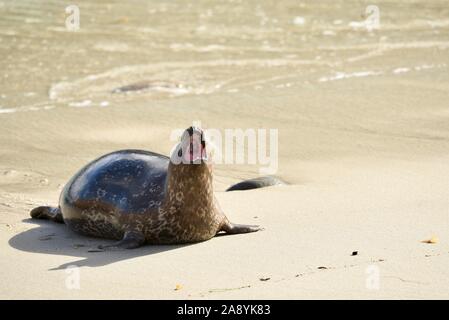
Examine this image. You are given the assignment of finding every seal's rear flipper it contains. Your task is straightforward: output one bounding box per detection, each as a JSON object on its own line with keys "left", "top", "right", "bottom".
{"left": 226, "top": 176, "right": 286, "bottom": 192}
{"left": 98, "top": 230, "right": 145, "bottom": 250}
{"left": 221, "top": 222, "right": 261, "bottom": 234}
{"left": 30, "top": 206, "right": 64, "bottom": 223}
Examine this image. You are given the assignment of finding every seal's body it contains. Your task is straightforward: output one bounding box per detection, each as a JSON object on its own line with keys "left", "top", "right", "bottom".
{"left": 31, "top": 127, "right": 260, "bottom": 249}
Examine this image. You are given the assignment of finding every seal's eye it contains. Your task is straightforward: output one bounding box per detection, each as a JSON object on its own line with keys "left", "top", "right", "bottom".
{"left": 178, "top": 148, "right": 182, "bottom": 157}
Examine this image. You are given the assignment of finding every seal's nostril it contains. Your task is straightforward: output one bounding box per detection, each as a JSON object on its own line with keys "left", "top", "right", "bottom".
{"left": 187, "top": 126, "right": 194, "bottom": 136}
{"left": 178, "top": 149, "right": 182, "bottom": 157}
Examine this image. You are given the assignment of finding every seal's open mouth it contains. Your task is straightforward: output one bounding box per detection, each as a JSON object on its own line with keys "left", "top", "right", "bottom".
{"left": 182, "top": 127, "right": 207, "bottom": 164}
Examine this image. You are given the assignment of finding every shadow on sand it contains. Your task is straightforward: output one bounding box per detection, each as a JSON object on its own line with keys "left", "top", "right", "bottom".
{"left": 9, "top": 218, "right": 191, "bottom": 270}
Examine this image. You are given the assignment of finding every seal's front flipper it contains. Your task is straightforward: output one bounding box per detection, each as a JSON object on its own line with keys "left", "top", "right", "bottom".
{"left": 221, "top": 222, "right": 261, "bottom": 234}
{"left": 98, "top": 231, "right": 145, "bottom": 250}
{"left": 30, "top": 206, "right": 64, "bottom": 223}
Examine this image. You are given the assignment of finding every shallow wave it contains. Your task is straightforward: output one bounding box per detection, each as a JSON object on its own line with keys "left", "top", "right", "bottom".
{"left": 318, "top": 63, "right": 447, "bottom": 83}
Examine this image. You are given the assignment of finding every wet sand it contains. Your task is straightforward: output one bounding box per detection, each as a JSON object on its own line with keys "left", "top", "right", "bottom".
{"left": 1, "top": 0, "right": 449, "bottom": 299}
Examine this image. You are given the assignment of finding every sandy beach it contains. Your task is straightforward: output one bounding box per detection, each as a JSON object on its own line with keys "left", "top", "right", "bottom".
{"left": 1, "top": 0, "right": 449, "bottom": 299}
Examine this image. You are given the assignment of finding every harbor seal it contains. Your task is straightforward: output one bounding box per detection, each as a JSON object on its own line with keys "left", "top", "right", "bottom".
{"left": 30, "top": 126, "right": 260, "bottom": 249}
{"left": 226, "top": 176, "right": 286, "bottom": 191}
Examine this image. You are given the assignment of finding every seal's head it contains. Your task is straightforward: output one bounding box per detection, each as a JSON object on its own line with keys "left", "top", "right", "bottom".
{"left": 170, "top": 126, "right": 210, "bottom": 165}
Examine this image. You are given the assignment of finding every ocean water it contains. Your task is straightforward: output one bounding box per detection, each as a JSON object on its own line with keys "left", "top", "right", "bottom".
{"left": 0, "top": 0, "right": 448, "bottom": 114}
